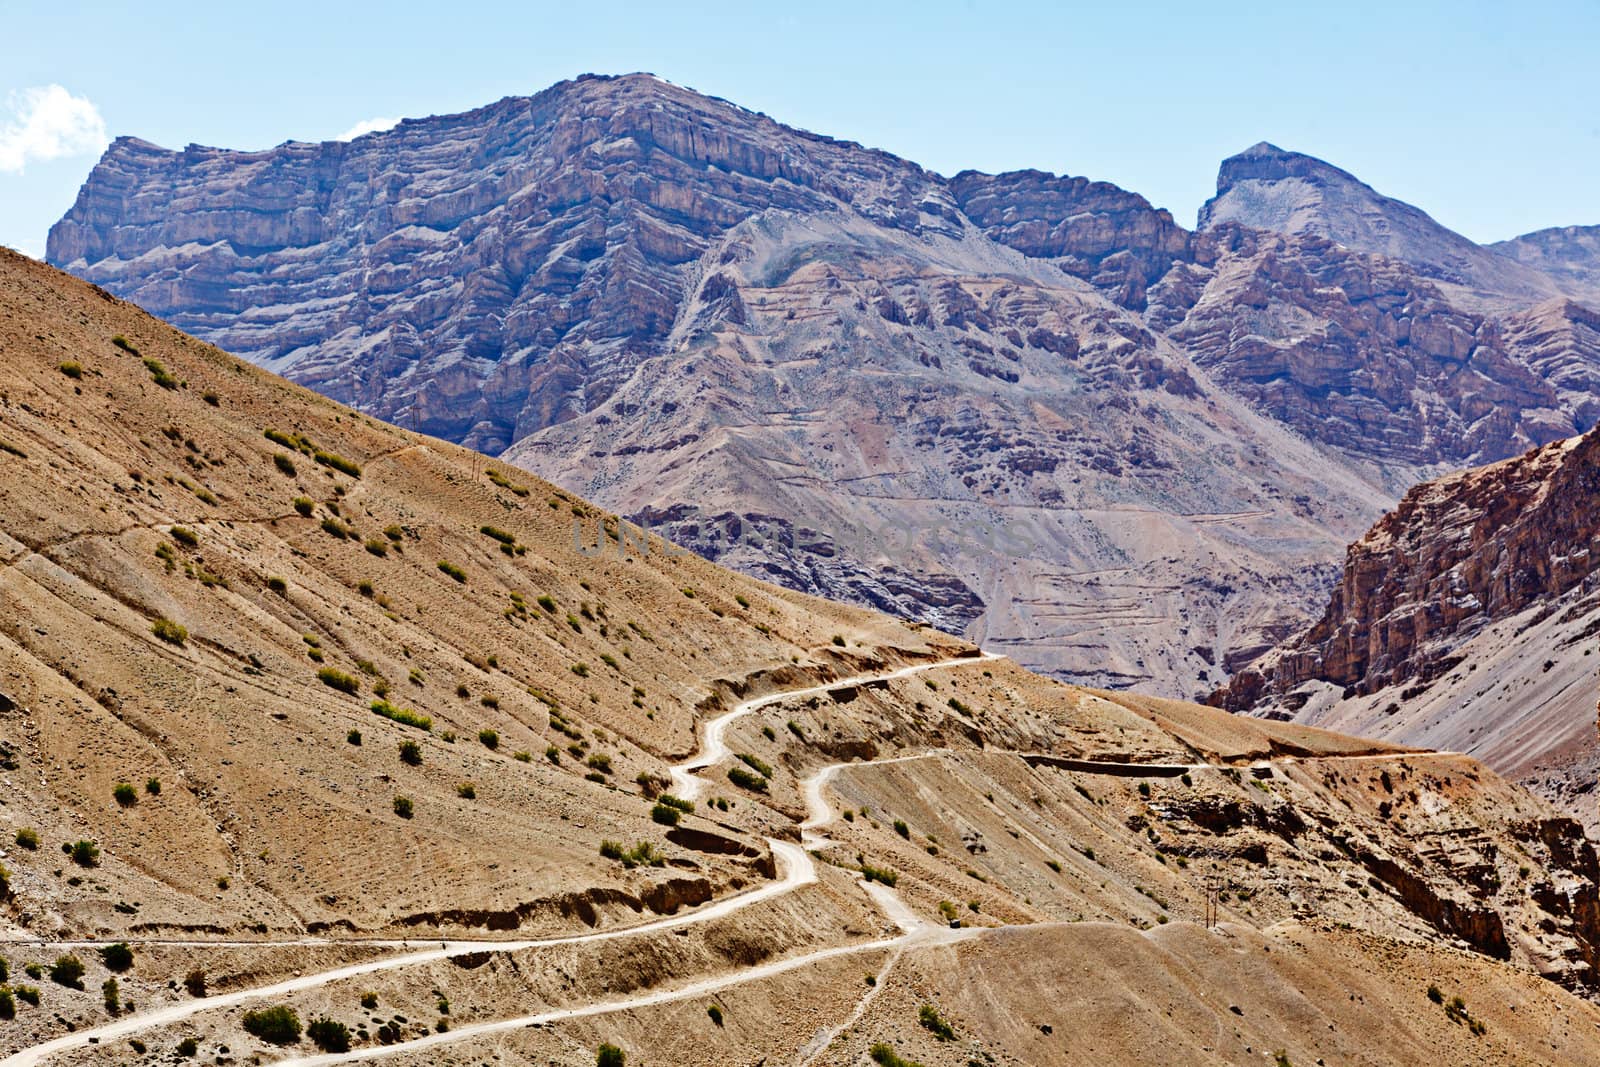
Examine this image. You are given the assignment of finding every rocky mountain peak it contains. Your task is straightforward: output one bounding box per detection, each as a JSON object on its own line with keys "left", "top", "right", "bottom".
{"left": 1199, "top": 141, "right": 1557, "bottom": 302}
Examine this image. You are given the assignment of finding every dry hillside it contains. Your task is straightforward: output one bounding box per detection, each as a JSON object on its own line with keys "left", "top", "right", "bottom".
{"left": 1, "top": 249, "right": 1599, "bottom": 1065}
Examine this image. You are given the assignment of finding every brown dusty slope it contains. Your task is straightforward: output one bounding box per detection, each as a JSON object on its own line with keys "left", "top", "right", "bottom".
{"left": 2, "top": 249, "right": 1599, "bottom": 1066}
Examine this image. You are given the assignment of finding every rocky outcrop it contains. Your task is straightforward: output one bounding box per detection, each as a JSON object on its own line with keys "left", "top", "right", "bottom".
{"left": 49, "top": 74, "right": 950, "bottom": 454}
{"left": 1198, "top": 141, "right": 1558, "bottom": 302}
{"left": 1155, "top": 225, "right": 1581, "bottom": 466}
{"left": 1214, "top": 428, "right": 1600, "bottom": 705}
{"left": 950, "top": 169, "right": 1192, "bottom": 309}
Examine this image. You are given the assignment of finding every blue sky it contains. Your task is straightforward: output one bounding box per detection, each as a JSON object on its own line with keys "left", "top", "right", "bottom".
{"left": 3, "top": 0, "right": 1596, "bottom": 257}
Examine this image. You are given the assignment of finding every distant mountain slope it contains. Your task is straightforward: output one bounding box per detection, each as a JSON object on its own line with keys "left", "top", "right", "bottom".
{"left": 1213, "top": 428, "right": 1600, "bottom": 829}
{"left": 1198, "top": 142, "right": 1559, "bottom": 304}
{"left": 1494, "top": 224, "right": 1600, "bottom": 303}
{"left": 40, "top": 75, "right": 1600, "bottom": 699}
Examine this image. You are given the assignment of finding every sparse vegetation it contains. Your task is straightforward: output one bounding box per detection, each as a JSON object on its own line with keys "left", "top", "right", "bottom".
{"left": 727, "top": 766, "right": 769, "bottom": 792}
{"left": 398, "top": 740, "right": 423, "bottom": 766}
{"left": 99, "top": 942, "right": 134, "bottom": 973}
{"left": 49, "top": 954, "right": 86, "bottom": 989}
{"left": 370, "top": 700, "right": 431, "bottom": 731}
{"left": 151, "top": 617, "right": 188, "bottom": 646}
{"left": 143, "top": 357, "right": 179, "bottom": 390}
{"left": 651, "top": 802, "right": 682, "bottom": 826}
{"left": 707, "top": 1003, "right": 723, "bottom": 1026}
{"left": 70, "top": 840, "right": 100, "bottom": 867}
{"left": 457, "top": 782, "right": 477, "bottom": 800}
{"left": 183, "top": 970, "right": 206, "bottom": 998}
{"left": 13, "top": 828, "right": 38, "bottom": 850}
{"left": 392, "top": 795, "right": 414, "bottom": 819}
{"left": 308, "top": 1017, "right": 352, "bottom": 1053}
{"left": 313, "top": 450, "right": 361, "bottom": 477}
{"left": 736, "top": 752, "right": 773, "bottom": 777}
{"left": 242, "top": 1004, "right": 303, "bottom": 1045}
{"left": 58, "top": 360, "right": 84, "bottom": 379}
{"left": 596, "top": 1045, "right": 626, "bottom": 1067}
{"left": 869, "top": 1044, "right": 924, "bottom": 1067}
{"left": 918, "top": 1004, "right": 955, "bottom": 1041}
{"left": 599, "top": 840, "right": 663, "bottom": 869}
{"left": 318, "top": 667, "right": 360, "bottom": 694}
{"left": 113, "top": 782, "right": 138, "bottom": 807}
{"left": 860, "top": 861, "right": 899, "bottom": 887}
{"left": 292, "top": 496, "right": 315, "bottom": 517}
{"left": 478, "top": 728, "right": 500, "bottom": 749}
{"left": 437, "top": 560, "right": 468, "bottom": 583}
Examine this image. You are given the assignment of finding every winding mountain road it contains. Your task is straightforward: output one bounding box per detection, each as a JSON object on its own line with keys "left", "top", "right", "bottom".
{"left": 1, "top": 650, "right": 997, "bottom": 1067}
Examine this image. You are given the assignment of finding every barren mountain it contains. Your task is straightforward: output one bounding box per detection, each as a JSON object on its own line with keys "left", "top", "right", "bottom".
{"left": 1213, "top": 428, "right": 1600, "bottom": 831}
{"left": 3, "top": 250, "right": 1600, "bottom": 1066}
{"left": 40, "top": 74, "right": 1600, "bottom": 708}
{"left": 1197, "top": 141, "right": 1559, "bottom": 305}
{"left": 1495, "top": 224, "right": 1600, "bottom": 304}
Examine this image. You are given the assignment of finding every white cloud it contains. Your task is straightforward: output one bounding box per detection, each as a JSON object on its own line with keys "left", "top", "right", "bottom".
{"left": 0, "top": 85, "right": 109, "bottom": 175}
{"left": 336, "top": 116, "right": 401, "bottom": 142}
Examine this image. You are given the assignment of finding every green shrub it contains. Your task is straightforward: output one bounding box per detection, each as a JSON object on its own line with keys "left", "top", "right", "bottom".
{"left": 369, "top": 700, "right": 430, "bottom": 731}
{"left": 321, "top": 517, "right": 351, "bottom": 539}
{"left": 176, "top": 1036, "right": 198, "bottom": 1057}
{"left": 0, "top": 988, "right": 13, "bottom": 1020}
{"left": 651, "top": 803, "right": 682, "bottom": 826}
{"left": 49, "top": 954, "right": 86, "bottom": 989}
{"left": 707, "top": 1003, "right": 723, "bottom": 1026}
{"left": 893, "top": 819, "right": 910, "bottom": 839}
{"left": 317, "top": 667, "right": 359, "bottom": 694}
{"left": 100, "top": 942, "right": 134, "bottom": 972}
{"left": 307, "top": 1017, "right": 351, "bottom": 1052}
{"left": 347, "top": 729, "right": 362, "bottom": 746}
{"left": 292, "top": 496, "right": 315, "bottom": 517}
{"left": 183, "top": 970, "right": 206, "bottom": 997}
{"left": 736, "top": 752, "right": 773, "bottom": 777}
{"left": 658, "top": 794, "right": 694, "bottom": 814}
{"left": 869, "top": 1045, "right": 924, "bottom": 1067}
{"left": 242, "top": 1003, "right": 302, "bottom": 1045}
{"left": 392, "top": 795, "right": 414, "bottom": 819}
{"left": 111, "top": 334, "right": 139, "bottom": 354}
{"left": 479, "top": 524, "right": 517, "bottom": 545}
{"left": 313, "top": 450, "right": 361, "bottom": 477}
{"left": 478, "top": 728, "right": 500, "bottom": 750}
{"left": 860, "top": 862, "right": 899, "bottom": 887}
{"left": 596, "top": 1044, "right": 626, "bottom": 1067}
{"left": 437, "top": 560, "right": 467, "bottom": 583}
{"left": 398, "top": 740, "right": 423, "bottom": 766}
{"left": 571, "top": 662, "right": 590, "bottom": 677}
{"left": 150, "top": 616, "right": 188, "bottom": 646}
{"left": 58, "top": 361, "right": 84, "bottom": 379}
{"left": 727, "top": 766, "right": 769, "bottom": 793}
{"left": 359, "top": 991, "right": 379, "bottom": 1010}
{"left": 586, "top": 752, "right": 613, "bottom": 774}
{"left": 918, "top": 1004, "right": 955, "bottom": 1041}
{"left": 113, "top": 782, "right": 138, "bottom": 807}
{"left": 14, "top": 828, "right": 38, "bottom": 850}
{"left": 70, "top": 840, "right": 100, "bottom": 867}
{"left": 457, "top": 782, "right": 477, "bottom": 800}
{"left": 363, "top": 537, "right": 388, "bottom": 557}
{"left": 143, "top": 358, "right": 179, "bottom": 390}
{"left": 103, "top": 976, "right": 120, "bottom": 1013}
